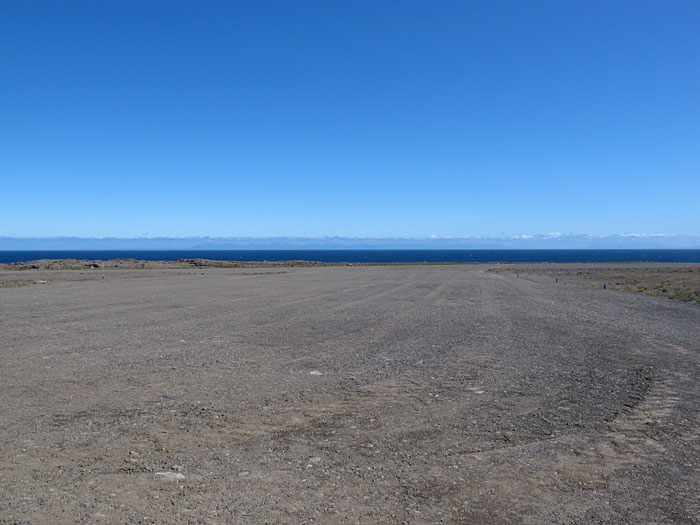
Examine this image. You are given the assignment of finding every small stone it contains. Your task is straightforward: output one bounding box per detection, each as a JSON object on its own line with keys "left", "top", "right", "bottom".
{"left": 309, "top": 370, "right": 323, "bottom": 376}
{"left": 238, "top": 470, "right": 250, "bottom": 477}
{"left": 155, "top": 471, "right": 185, "bottom": 480}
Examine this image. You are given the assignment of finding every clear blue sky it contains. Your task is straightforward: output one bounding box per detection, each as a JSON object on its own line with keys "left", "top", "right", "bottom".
{"left": 2, "top": 1, "right": 698, "bottom": 238}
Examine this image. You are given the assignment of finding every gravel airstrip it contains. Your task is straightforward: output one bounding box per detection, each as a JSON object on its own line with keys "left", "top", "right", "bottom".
{"left": 1, "top": 263, "right": 699, "bottom": 523}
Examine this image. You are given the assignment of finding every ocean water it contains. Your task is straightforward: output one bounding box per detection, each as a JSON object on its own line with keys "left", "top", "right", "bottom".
{"left": 1, "top": 249, "right": 700, "bottom": 264}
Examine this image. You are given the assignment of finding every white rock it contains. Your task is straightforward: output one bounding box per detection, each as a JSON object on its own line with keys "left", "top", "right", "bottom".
{"left": 309, "top": 370, "right": 323, "bottom": 376}
{"left": 155, "top": 471, "right": 185, "bottom": 480}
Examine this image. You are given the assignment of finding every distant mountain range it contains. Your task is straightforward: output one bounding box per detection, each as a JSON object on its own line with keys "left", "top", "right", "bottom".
{"left": 1, "top": 234, "right": 699, "bottom": 250}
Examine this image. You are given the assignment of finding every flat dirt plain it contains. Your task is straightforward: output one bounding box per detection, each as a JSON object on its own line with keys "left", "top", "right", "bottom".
{"left": 1, "top": 262, "right": 699, "bottom": 524}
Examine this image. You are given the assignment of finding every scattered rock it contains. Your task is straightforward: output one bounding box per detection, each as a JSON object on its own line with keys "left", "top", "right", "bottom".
{"left": 309, "top": 370, "right": 323, "bottom": 376}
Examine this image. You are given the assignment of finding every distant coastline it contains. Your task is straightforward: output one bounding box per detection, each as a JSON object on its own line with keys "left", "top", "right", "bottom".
{"left": 2, "top": 249, "right": 700, "bottom": 265}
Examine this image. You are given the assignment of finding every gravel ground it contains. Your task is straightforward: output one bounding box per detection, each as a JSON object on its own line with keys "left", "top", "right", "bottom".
{"left": 1, "top": 264, "right": 699, "bottom": 523}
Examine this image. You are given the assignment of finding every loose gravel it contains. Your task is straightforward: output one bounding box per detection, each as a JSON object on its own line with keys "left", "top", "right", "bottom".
{"left": 1, "top": 264, "right": 699, "bottom": 523}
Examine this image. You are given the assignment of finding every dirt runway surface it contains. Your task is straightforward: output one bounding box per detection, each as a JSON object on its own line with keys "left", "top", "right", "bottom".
{"left": 1, "top": 265, "right": 699, "bottom": 523}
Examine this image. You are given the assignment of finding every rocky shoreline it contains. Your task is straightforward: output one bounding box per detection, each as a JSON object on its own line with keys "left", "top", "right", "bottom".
{"left": 0, "top": 258, "right": 339, "bottom": 271}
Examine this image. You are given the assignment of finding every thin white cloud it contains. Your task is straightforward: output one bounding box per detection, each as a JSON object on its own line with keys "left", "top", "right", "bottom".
{"left": 619, "top": 233, "right": 674, "bottom": 238}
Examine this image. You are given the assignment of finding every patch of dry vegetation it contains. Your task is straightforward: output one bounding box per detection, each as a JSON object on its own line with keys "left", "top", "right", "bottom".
{"left": 511, "top": 266, "right": 700, "bottom": 304}
{"left": 597, "top": 269, "right": 700, "bottom": 303}
{"left": 0, "top": 279, "right": 39, "bottom": 288}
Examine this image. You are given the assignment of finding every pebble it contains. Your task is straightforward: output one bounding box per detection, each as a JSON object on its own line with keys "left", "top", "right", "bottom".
{"left": 155, "top": 471, "right": 185, "bottom": 480}
{"left": 305, "top": 456, "right": 322, "bottom": 468}
{"left": 237, "top": 470, "right": 250, "bottom": 477}
{"left": 309, "top": 370, "right": 323, "bottom": 376}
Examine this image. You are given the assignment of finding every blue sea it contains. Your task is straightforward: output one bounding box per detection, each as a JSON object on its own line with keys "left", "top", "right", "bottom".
{"left": 1, "top": 250, "right": 700, "bottom": 264}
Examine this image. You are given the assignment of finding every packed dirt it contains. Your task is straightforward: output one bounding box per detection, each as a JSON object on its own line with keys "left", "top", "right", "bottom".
{"left": 1, "top": 263, "right": 699, "bottom": 523}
